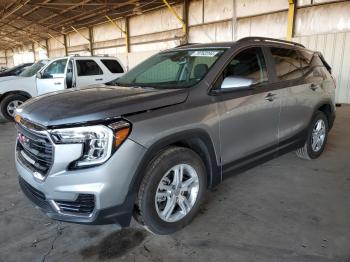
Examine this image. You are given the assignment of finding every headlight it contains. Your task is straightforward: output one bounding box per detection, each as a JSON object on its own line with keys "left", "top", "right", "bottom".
{"left": 50, "top": 121, "right": 131, "bottom": 168}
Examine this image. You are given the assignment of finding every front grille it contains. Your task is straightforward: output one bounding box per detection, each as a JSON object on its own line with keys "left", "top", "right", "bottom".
{"left": 19, "top": 176, "right": 52, "bottom": 212}
{"left": 16, "top": 123, "right": 53, "bottom": 177}
{"left": 55, "top": 194, "right": 95, "bottom": 215}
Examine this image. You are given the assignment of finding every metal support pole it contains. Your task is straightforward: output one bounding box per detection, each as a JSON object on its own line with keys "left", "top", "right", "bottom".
{"left": 4, "top": 50, "right": 8, "bottom": 67}
{"left": 63, "top": 34, "right": 68, "bottom": 56}
{"left": 88, "top": 27, "right": 94, "bottom": 55}
{"left": 45, "top": 39, "right": 50, "bottom": 58}
{"left": 182, "top": 0, "right": 189, "bottom": 44}
{"left": 287, "top": 0, "right": 295, "bottom": 40}
{"left": 32, "top": 42, "right": 36, "bottom": 62}
{"left": 125, "top": 17, "right": 130, "bottom": 54}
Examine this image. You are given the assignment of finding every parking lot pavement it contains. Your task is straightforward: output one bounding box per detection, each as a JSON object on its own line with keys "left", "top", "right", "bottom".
{"left": 0, "top": 107, "right": 350, "bottom": 262}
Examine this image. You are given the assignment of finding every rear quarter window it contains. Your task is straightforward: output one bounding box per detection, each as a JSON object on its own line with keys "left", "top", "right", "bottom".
{"left": 101, "top": 59, "right": 124, "bottom": 73}
{"left": 270, "top": 47, "right": 303, "bottom": 81}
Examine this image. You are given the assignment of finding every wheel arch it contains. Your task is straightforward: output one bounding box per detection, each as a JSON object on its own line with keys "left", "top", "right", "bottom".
{"left": 315, "top": 101, "right": 335, "bottom": 129}
{"left": 128, "top": 129, "right": 221, "bottom": 209}
{"left": 0, "top": 91, "right": 32, "bottom": 104}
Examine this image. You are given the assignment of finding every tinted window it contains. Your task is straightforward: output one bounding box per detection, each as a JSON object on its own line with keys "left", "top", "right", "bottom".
{"left": 101, "top": 59, "right": 124, "bottom": 73}
{"left": 271, "top": 47, "right": 303, "bottom": 80}
{"left": 135, "top": 59, "right": 181, "bottom": 83}
{"left": 223, "top": 47, "right": 268, "bottom": 85}
{"left": 115, "top": 49, "right": 225, "bottom": 88}
{"left": 299, "top": 50, "right": 325, "bottom": 72}
{"left": 76, "top": 60, "right": 103, "bottom": 76}
{"left": 42, "top": 59, "right": 67, "bottom": 78}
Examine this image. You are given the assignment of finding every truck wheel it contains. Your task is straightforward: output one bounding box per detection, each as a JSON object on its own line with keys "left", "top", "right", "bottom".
{"left": 137, "top": 147, "right": 207, "bottom": 235}
{"left": 0, "top": 94, "right": 28, "bottom": 121}
{"left": 296, "top": 111, "right": 329, "bottom": 160}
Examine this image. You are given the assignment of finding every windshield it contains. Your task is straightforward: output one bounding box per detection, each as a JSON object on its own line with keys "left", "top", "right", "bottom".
{"left": 20, "top": 60, "right": 49, "bottom": 77}
{"left": 114, "top": 48, "right": 225, "bottom": 88}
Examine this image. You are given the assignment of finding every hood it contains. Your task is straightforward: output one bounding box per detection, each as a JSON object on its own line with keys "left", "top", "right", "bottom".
{"left": 0, "top": 76, "right": 22, "bottom": 83}
{"left": 18, "top": 85, "right": 189, "bottom": 127}
{"left": 0, "top": 76, "right": 34, "bottom": 93}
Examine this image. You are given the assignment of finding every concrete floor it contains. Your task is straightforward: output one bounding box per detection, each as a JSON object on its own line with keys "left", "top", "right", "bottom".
{"left": 0, "top": 107, "right": 350, "bottom": 262}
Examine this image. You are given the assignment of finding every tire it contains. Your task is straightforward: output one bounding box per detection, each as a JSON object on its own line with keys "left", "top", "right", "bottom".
{"left": 296, "top": 110, "right": 329, "bottom": 160}
{"left": 0, "top": 94, "right": 28, "bottom": 121}
{"left": 136, "top": 147, "right": 207, "bottom": 235}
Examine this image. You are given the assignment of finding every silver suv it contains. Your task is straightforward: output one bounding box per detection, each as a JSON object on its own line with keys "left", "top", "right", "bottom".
{"left": 14, "top": 37, "right": 336, "bottom": 235}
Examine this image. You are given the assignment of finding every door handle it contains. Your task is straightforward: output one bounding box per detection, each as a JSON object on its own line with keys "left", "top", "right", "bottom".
{"left": 265, "top": 92, "right": 277, "bottom": 102}
{"left": 54, "top": 82, "right": 61, "bottom": 85}
{"left": 310, "top": 84, "right": 320, "bottom": 91}
{"left": 95, "top": 78, "right": 103, "bottom": 81}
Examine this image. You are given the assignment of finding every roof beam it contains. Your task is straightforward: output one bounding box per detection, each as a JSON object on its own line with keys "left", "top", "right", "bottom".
{"left": 0, "top": 22, "right": 47, "bottom": 41}
{"left": 0, "top": 0, "right": 30, "bottom": 21}
{"left": 56, "top": 0, "right": 139, "bottom": 31}
{"left": 38, "top": 0, "right": 94, "bottom": 24}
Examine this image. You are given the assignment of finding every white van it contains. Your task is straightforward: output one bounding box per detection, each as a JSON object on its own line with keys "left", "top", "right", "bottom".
{"left": 0, "top": 56, "right": 125, "bottom": 120}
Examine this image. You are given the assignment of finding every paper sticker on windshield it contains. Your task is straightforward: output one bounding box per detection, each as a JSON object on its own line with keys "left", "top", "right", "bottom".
{"left": 191, "top": 51, "right": 219, "bottom": 57}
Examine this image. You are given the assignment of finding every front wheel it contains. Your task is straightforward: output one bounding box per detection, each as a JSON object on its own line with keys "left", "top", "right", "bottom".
{"left": 0, "top": 94, "right": 28, "bottom": 121}
{"left": 136, "top": 147, "right": 207, "bottom": 235}
{"left": 296, "top": 111, "right": 329, "bottom": 160}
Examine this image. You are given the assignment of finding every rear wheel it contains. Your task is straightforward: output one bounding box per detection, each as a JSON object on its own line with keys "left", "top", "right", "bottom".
{"left": 296, "top": 111, "right": 328, "bottom": 160}
{"left": 136, "top": 147, "right": 207, "bottom": 235}
{"left": 0, "top": 94, "right": 28, "bottom": 121}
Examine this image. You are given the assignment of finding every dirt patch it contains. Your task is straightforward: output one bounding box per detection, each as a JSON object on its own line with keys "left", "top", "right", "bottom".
{"left": 80, "top": 228, "right": 148, "bottom": 260}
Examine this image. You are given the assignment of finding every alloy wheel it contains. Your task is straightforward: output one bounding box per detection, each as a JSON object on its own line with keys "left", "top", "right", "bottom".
{"left": 155, "top": 164, "right": 199, "bottom": 223}
{"left": 311, "top": 119, "right": 326, "bottom": 152}
{"left": 7, "top": 100, "right": 23, "bottom": 117}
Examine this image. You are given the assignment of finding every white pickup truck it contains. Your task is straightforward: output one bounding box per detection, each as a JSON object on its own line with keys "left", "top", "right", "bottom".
{"left": 0, "top": 56, "right": 125, "bottom": 120}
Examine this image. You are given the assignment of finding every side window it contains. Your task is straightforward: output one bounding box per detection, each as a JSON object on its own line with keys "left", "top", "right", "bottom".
{"left": 299, "top": 50, "right": 313, "bottom": 72}
{"left": 42, "top": 59, "right": 67, "bottom": 78}
{"left": 76, "top": 60, "right": 103, "bottom": 76}
{"left": 223, "top": 47, "right": 268, "bottom": 85}
{"left": 101, "top": 59, "right": 124, "bottom": 73}
{"left": 270, "top": 47, "right": 303, "bottom": 80}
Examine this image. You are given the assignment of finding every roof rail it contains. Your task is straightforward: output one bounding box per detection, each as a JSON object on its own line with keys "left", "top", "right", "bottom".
{"left": 176, "top": 43, "right": 198, "bottom": 48}
{"left": 238, "top": 37, "right": 305, "bottom": 48}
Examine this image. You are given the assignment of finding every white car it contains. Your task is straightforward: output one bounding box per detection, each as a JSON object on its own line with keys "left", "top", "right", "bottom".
{"left": 0, "top": 56, "right": 125, "bottom": 120}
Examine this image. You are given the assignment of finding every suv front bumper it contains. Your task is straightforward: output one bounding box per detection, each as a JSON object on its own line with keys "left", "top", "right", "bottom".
{"left": 16, "top": 138, "right": 146, "bottom": 226}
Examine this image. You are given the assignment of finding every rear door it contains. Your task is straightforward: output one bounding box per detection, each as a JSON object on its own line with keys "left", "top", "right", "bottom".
{"left": 36, "top": 58, "right": 68, "bottom": 95}
{"left": 217, "top": 46, "right": 281, "bottom": 173}
{"left": 269, "top": 47, "right": 324, "bottom": 146}
{"left": 74, "top": 58, "right": 105, "bottom": 87}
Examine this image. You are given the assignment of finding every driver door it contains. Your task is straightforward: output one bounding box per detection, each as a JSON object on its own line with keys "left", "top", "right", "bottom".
{"left": 217, "top": 47, "right": 280, "bottom": 173}
{"left": 36, "top": 58, "right": 68, "bottom": 95}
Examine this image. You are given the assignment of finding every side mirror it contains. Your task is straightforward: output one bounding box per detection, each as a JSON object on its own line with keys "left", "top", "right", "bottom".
{"left": 221, "top": 76, "right": 253, "bottom": 91}
{"left": 36, "top": 72, "right": 42, "bottom": 79}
